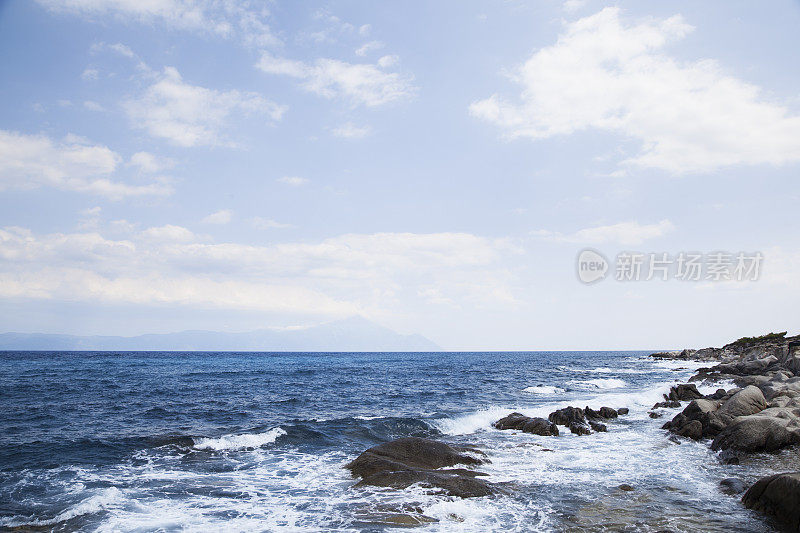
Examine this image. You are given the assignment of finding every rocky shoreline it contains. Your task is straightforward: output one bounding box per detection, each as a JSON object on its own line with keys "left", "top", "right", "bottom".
{"left": 344, "top": 332, "right": 800, "bottom": 530}
{"left": 652, "top": 331, "right": 800, "bottom": 530}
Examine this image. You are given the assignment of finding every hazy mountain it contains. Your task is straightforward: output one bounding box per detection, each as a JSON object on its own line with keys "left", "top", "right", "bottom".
{"left": 0, "top": 316, "right": 440, "bottom": 352}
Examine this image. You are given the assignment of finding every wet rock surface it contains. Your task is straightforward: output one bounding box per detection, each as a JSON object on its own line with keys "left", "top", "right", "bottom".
{"left": 346, "top": 437, "right": 496, "bottom": 498}
{"left": 651, "top": 332, "right": 800, "bottom": 526}
{"left": 742, "top": 472, "right": 800, "bottom": 531}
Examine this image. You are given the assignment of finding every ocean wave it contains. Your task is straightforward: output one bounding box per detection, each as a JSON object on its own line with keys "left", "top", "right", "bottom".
{"left": 193, "top": 427, "right": 286, "bottom": 451}
{"left": 522, "top": 385, "right": 564, "bottom": 394}
{"left": 428, "top": 407, "right": 517, "bottom": 435}
{"left": 567, "top": 378, "right": 627, "bottom": 390}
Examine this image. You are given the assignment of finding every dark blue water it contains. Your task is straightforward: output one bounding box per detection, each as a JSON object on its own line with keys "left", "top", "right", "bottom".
{"left": 0, "top": 351, "right": 783, "bottom": 531}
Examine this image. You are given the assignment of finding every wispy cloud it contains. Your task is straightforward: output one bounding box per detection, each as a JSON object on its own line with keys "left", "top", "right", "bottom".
{"left": 532, "top": 220, "right": 675, "bottom": 246}
{"left": 36, "top": 0, "right": 279, "bottom": 48}
{"left": 331, "top": 122, "right": 372, "bottom": 139}
{"left": 277, "top": 176, "right": 309, "bottom": 186}
{"left": 257, "top": 52, "right": 416, "bottom": 107}
{"left": 0, "top": 130, "right": 171, "bottom": 199}
{"left": 201, "top": 209, "right": 233, "bottom": 225}
{"left": 125, "top": 66, "right": 286, "bottom": 147}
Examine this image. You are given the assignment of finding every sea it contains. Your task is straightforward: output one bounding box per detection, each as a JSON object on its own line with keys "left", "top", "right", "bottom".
{"left": 0, "top": 351, "right": 792, "bottom": 532}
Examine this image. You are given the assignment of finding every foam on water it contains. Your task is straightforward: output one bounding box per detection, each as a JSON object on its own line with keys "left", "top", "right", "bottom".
{"left": 522, "top": 385, "right": 564, "bottom": 394}
{"left": 567, "top": 377, "right": 627, "bottom": 389}
{"left": 193, "top": 427, "right": 286, "bottom": 451}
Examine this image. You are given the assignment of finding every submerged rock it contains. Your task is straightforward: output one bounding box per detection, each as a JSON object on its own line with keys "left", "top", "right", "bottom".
{"left": 569, "top": 421, "right": 592, "bottom": 435}
{"left": 719, "top": 478, "right": 748, "bottom": 495}
{"left": 742, "top": 472, "right": 800, "bottom": 530}
{"left": 346, "top": 437, "right": 495, "bottom": 498}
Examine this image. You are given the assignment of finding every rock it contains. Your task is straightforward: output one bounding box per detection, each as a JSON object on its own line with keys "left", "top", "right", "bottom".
{"left": 653, "top": 400, "right": 682, "bottom": 409}
{"left": 711, "top": 415, "right": 800, "bottom": 453}
{"left": 719, "top": 478, "right": 748, "bottom": 495}
{"left": 493, "top": 412, "right": 529, "bottom": 430}
{"left": 663, "top": 398, "right": 722, "bottom": 438}
{"left": 676, "top": 420, "right": 703, "bottom": 440}
{"left": 668, "top": 384, "right": 703, "bottom": 401}
{"left": 617, "top": 408, "right": 629, "bottom": 415}
{"left": 599, "top": 407, "right": 618, "bottom": 419}
{"left": 346, "top": 437, "right": 495, "bottom": 498}
{"left": 617, "top": 483, "right": 635, "bottom": 491}
{"left": 493, "top": 413, "right": 559, "bottom": 436}
{"left": 706, "top": 388, "right": 728, "bottom": 400}
{"left": 569, "top": 421, "right": 591, "bottom": 435}
{"left": 589, "top": 421, "right": 607, "bottom": 432}
{"left": 718, "top": 449, "right": 740, "bottom": 465}
{"left": 649, "top": 411, "right": 663, "bottom": 419}
{"left": 716, "top": 385, "right": 767, "bottom": 419}
{"left": 742, "top": 472, "right": 800, "bottom": 530}
{"left": 521, "top": 417, "right": 560, "bottom": 436}
{"left": 549, "top": 406, "right": 585, "bottom": 426}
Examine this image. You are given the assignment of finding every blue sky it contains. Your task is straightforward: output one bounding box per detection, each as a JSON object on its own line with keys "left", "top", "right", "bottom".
{"left": 0, "top": 0, "right": 798, "bottom": 349}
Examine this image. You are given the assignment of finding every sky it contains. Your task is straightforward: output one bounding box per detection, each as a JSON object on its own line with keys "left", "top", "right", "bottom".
{"left": 0, "top": 0, "right": 798, "bottom": 350}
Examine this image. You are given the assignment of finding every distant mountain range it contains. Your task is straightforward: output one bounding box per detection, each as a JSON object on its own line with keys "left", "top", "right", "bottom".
{"left": 0, "top": 316, "right": 440, "bottom": 352}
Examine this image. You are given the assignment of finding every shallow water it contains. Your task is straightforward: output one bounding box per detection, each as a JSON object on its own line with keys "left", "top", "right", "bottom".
{"left": 0, "top": 351, "right": 786, "bottom": 531}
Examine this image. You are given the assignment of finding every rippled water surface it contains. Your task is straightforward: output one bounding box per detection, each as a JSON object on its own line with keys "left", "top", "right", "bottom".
{"left": 0, "top": 351, "right": 788, "bottom": 531}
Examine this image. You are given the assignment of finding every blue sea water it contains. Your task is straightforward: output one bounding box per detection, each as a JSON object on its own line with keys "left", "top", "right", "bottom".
{"left": 0, "top": 351, "right": 787, "bottom": 531}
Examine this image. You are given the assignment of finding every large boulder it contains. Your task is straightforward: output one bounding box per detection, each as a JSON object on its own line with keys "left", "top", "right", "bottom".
{"left": 346, "top": 437, "right": 495, "bottom": 498}
{"left": 710, "top": 415, "right": 800, "bottom": 452}
{"left": 716, "top": 385, "right": 766, "bottom": 419}
{"left": 742, "top": 472, "right": 800, "bottom": 531}
{"left": 493, "top": 413, "right": 559, "bottom": 436}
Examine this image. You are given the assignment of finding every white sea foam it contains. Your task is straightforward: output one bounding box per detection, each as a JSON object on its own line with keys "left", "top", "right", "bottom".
{"left": 193, "top": 427, "right": 286, "bottom": 451}
{"left": 428, "top": 407, "right": 514, "bottom": 435}
{"left": 522, "top": 385, "right": 564, "bottom": 394}
{"left": 567, "top": 378, "right": 627, "bottom": 390}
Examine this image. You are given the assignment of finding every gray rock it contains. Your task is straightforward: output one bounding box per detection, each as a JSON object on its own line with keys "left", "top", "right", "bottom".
{"left": 719, "top": 478, "right": 748, "bottom": 495}
{"left": 569, "top": 421, "right": 591, "bottom": 435}
{"left": 494, "top": 412, "right": 559, "bottom": 436}
{"left": 346, "top": 437, "right": 495, "bottom": 498}
{"left": 743, "top": 472, "right": 800, "bottom": 531}
{"left": 617, "top": 407, "right": 629, "bottom": 415}
{"left": 549, "top": 406, "right": 585, "bottom": 426}
{"left": 716, "top": 385, "right": 767, "bottom": 419}
{"left": 711, "top": 415, "right": 800, "bottom": 452}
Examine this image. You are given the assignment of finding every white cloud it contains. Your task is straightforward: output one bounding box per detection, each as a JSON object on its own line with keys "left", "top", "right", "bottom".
{"left": 129, "top": 151, "right": 174, "bottom": 173}
{"left": 355, "top": 40, "right": 383, "bottom": 56}
{"left": 0, "top": 130, "right": 171, "bottom": 198}
{"left": 277, "top": 176, "right": 309, "bottom": 186}
{"left": 201, "top": 209, "right": 233, "bottom": 225}
{"left": 0, "top": 226, "right": 520, "bottom": 316}
{"left": 83, "top": 100, "right": 104, "bottom": 111}
{"left": 125, "top": 66, "right": 286, "bottom": 147}
{"left": 257, "top": 52, "right": 416, "bottom": 107}
{"left": 331, "top": 122, "right": 372, "bottom": 139}
{"left": 470, "top": 7, "right": 800, "bottom": 174}
{"left": 140, "top": 224, "right": 196, "bottom": 242}
{"left": 37, "top": 0, "right": 279, "bottom": 48}
{"left": 252, "top": 217, "right": 293, "bottom": 229}
{"left": 533, "top": 219, "right": 675, "bottom": 246}
{"left": 81, "top": 68, "right": 98, "bottom": 80}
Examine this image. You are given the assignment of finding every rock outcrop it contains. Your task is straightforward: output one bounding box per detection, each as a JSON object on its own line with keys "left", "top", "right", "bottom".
{"left": 493, "top": 412, "right": 559, "bottom": 436}
{"left": 742, "top": 472, "right": 800, "bottom": 531}
{"left": 346, "top": 437, "right": 496, "bottom": 498}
